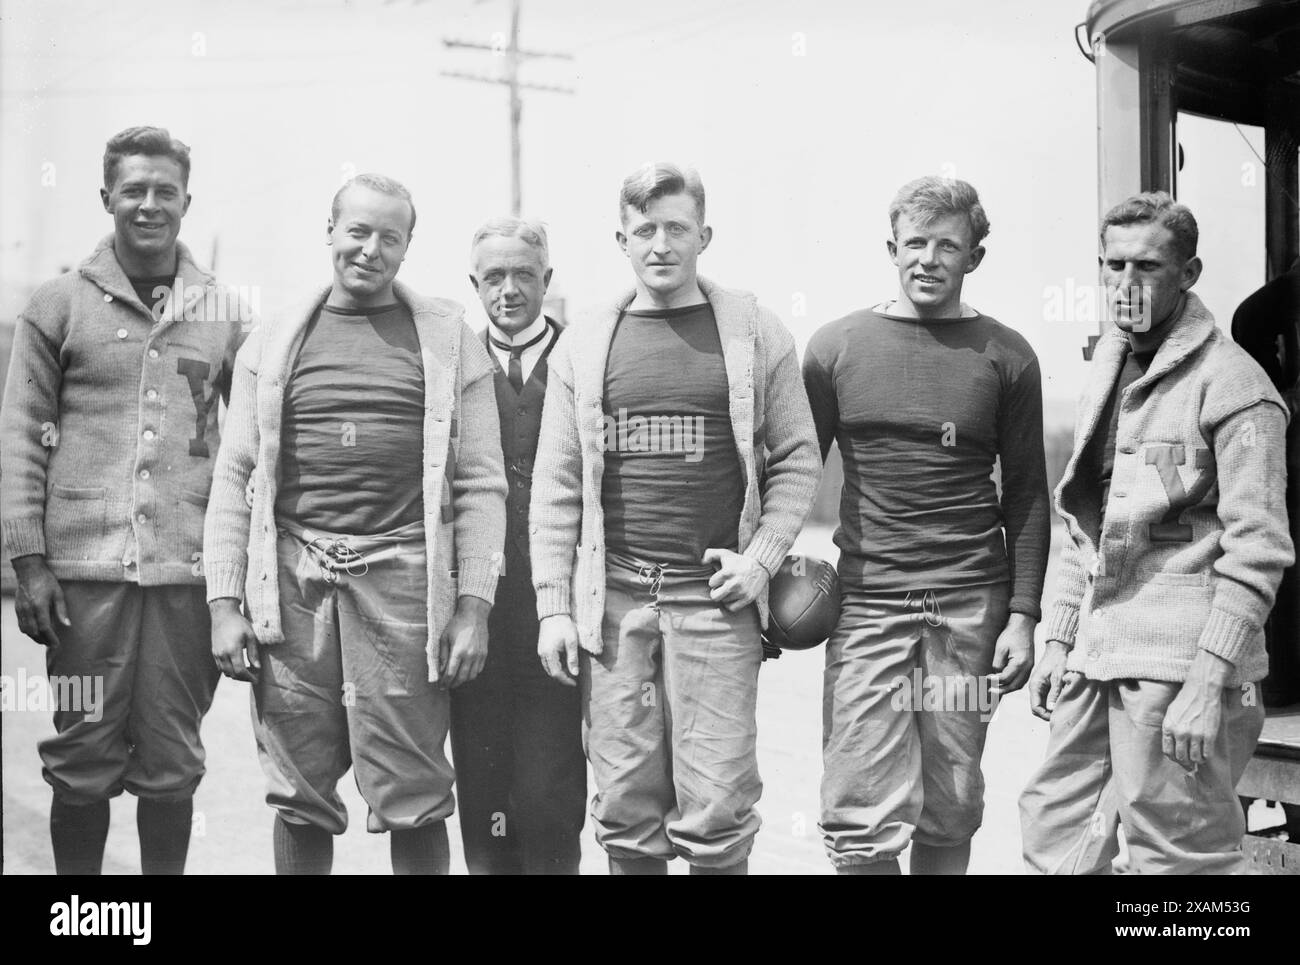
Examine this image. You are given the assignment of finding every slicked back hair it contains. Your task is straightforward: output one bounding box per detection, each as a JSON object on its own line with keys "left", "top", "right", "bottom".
{"left": 332, "top": 173, "right": 417, "bottom": 236}
{"left": 470, "top": 217, "right": 550, "bottom": 271}
{"left": 889, "top": 176, "right": 991, "bottom": 247}
{"left": 619, "top": 161, "right": 706, "bottom": 225}
{"left": 103, "top": 126, "right": 191, "bottom": 189}
{"left": 1100, "top": 191, "right": 1199, "bottom": 262}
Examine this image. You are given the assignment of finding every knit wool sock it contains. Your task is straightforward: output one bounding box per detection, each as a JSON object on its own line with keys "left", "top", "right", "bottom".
{"left": 608, "top": 855, "right": 669, "bottom": 875}
{"left": 51, "top": 797, "right": 110, "bottom": 875}
{"left": 273, "top": 815, "right": 334, "bottom": 875}
{"left": 909, "top": 841, "right": 972, "bottom": 876}
{"left": 137, "top": 796, "right": 194, "bottom": 875}
{"left": 390, "top": 821, "right": 450, "bottom": 875}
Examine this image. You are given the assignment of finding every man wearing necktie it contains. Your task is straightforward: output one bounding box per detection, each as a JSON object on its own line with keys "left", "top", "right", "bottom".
{"left": 449, "top": 217, "right": 586, "bottom": 874}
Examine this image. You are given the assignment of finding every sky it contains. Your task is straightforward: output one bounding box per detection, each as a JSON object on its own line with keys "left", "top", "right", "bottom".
{"left": 0, "top": 0, "right": 1273, "bottom": 420}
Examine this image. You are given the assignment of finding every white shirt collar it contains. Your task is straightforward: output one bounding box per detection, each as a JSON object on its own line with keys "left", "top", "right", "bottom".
{"left": 488, "top": 313, "right": 547, "bottom": 346}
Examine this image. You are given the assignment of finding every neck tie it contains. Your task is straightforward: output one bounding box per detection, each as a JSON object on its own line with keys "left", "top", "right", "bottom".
{"left": 489, "top": 324, "right": 549, "bottom": 393}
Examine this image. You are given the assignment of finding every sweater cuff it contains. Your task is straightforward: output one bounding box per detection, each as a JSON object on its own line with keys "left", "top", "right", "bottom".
{"left": 204, "top": 560, "right": 247, "bottom": 603}
{"left": 1196, "top": 608, "right": 1258, "bottom": 669}
{"left": 457, "top": 556, "right": 500, "bottom": 604}
{"left": 534, "top": 581, "right": 572, "bottom": 619}
{"left": 1043, "top": 602, "right": 1079, "bottom": 647}
{"left": 1009, "top": 597, "right": 1042, "bottom": 622}
{"left": 3, "top": 517, "right": 46, "bottom": 560}
{"left": 744, "top": 527, "right": 791, "bottom": 577}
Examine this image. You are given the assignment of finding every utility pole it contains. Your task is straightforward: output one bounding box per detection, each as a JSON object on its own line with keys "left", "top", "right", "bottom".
{"left": 442, "top": 0, "right": 574, "bottom": 216}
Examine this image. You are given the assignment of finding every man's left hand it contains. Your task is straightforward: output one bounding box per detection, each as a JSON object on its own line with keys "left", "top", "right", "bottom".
{"left": 1162, "top": 650, "right": 1232, "bottom": 771}
{"left": 439, "top": 596, "right": 491, "bottom": 688}
{"left": 702, "top": 548, "right": 770, "bottom": 611}
{"left": 990, "top": 613, "right": 1036, "bottom": 696}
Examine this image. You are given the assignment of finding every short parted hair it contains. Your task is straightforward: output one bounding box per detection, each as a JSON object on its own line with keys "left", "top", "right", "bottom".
{"left": 619, "top": 162, "right": 706, "bottom": 225}
{"left": 1099, "top": 191, "right": 1198, "bottom": 262}
{"left": 331, "top": 173, "right": 417, "bottom": 235}
{"left": 103, "top": 126, "right": 191, "bottom": 190}
{"left": 888, "top": 176, "right": 991, "bottom": 247}
{"left": 470, "top": 217, "right": 550, "bottom": 271}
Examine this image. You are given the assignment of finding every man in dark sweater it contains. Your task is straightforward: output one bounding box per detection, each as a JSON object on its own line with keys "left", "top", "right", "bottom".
{"left": 803, "top": 176, "right": 1050, "bottom": 875}
{"left": 449, "top": 218, "right": 586, "bottom": 874}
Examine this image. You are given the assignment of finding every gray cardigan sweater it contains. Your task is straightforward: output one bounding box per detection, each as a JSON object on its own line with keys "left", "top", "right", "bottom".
{"left": 1, "top": 236, "right": 249, "bottom": 584}
{"left": 528, "top": 277, "right": 822, "bottom": 654}
{"left": 203, "top": 281, "right": 507, "bottom": 681}
{"left": 1046, "top": 293, "right": 1293, "bottom": 685}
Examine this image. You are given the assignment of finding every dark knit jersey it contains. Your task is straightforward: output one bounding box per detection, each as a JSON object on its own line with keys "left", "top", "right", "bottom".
{"left": 601, "top": 303, "right": 743, "bottom": 565}
{"left": 803, "top": 307, "right": 1050, "bottom": 617}
{"left": 276, "top": 302, "right": 425, "bottom": 534}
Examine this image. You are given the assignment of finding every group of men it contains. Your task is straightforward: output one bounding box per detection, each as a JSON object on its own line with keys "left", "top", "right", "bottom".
{"left": 1, "top": 125, "right": 1292, "bottom": 876}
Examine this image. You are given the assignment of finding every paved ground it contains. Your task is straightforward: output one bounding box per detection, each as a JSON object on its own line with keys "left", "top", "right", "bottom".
{"left": 5, "top": 520, "right": 1256, "bottom": 875}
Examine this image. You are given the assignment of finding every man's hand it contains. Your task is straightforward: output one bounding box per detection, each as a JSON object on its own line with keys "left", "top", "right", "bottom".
{"left": 13, "top": 555, "right": 70, "bottom": 647}
{"left": 702, "top": 548, "right": 770, "bottom": 611}
{"left": 439, "top": 595, "right": 490, "bottom": 688}
{"left": 210, "top": 597, "right": 260, "bottom": 682}
{"left": 538, "top": 613, "right": 580, "bottom": 687}
{"left": 1162, "top": 650, "right": 1232, "bottom": 772}
{"left": 990, "top": 612, "right": 1036, "bottom": 697}
{"left": 1027, "top": 639, "right": 1072, "bottom": 721}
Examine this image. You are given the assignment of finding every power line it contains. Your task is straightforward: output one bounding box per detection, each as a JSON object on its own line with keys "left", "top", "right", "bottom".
{"left": 440, "top": 0, "right": 574, "bottom": 216}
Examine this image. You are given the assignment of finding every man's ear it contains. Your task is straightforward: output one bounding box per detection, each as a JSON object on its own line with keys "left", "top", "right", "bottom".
{"left": 181, "top": 192, "right": 192, "bottom": 217}
{"left": 965, "top": 245, "right": 986, "bottom": 273}
{"left": 326, "top": 220, "right": 334, "bottom": 245}
{"left": 100, "top": 187, "right": 112, "bottom": 212}
{"left": 615, "top": 230, "right": 628, "bottom": 256}
{"left": 468, "top": 273, "right": 480, "bottom": 293}
{"left": 542, "top": 267, "right": 554, "bottom": 291}
{"left": 886, "top": 239, "right": 899, "bottom": 265}
{"left": 699, "top": 225, "right": 713, "bottom": 252}
{"left": 1180, "top": 255, "right": 1203, "bottom": 291}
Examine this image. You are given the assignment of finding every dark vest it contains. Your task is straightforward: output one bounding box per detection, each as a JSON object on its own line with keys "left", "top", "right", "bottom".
{"left": 487, "top": 319, "right": 560, "bottom": 564}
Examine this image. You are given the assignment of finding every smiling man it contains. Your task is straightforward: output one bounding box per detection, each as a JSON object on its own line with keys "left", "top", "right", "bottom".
{"left": 0, "top": 126, "right": 250, "bottom": 874}
{"left": 803, "top": 176, "right": 1050, "bottom": 874}
{"left": 448, "top": 218, "right": 586, "bottom": 874}
{"left": 529, "top": 162, "right": 820, "bottom": 874}
{"left": 203, "top": 174, "right": 506, "bottom": 874}
{"left": 1019, "top": 192, "right": 1293, "bottom": 874}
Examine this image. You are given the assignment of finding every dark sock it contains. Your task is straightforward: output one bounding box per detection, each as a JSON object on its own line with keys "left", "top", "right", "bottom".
{"left": 837, "top": 857, "right": 901, "bottom": 875}
{"left": 909, "top": 841, "right": 971, "bottom": 876}
{"left": 273, "top": 815, "right": 334, "bottom": 875}
{"left": 50, "top": 797, "right": 110, "bottom": 875}
{"left": 608, "top": 855, "right": 668, "bottom": 875}
{"left": 137, "top": 796, "right": 193, "bottom": 875}
{"left": 690, "top": 858, "right": 748, "bottom": 875}
{"left": 391, "top": 821, "right": 450, "bottom": 875}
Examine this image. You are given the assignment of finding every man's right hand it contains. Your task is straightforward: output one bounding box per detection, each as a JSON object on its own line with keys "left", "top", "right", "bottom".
{"left": 210, "top": 598, "right": 260, "bottom": 682}
{"left": 1028, "top": 639, "right": 1072, "bottom": 721}
{"left": 13, "top": 555, "right": 70, "bottom": 647}
{"left": 538, "top": 614, "right": 580, "bottom": 687}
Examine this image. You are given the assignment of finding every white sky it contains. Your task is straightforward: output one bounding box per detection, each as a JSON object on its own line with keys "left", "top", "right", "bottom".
{"left": 0, "top": 0, "right": 1272, "bottom": 420}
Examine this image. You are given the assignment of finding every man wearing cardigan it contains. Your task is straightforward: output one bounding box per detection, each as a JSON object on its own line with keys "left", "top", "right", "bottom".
{"left": 1019, "top": 192, "right": 1293, "bottom": 873}
{"left": 0, "top": 126, "right": 250, "bottom": 874}
{"left": 203, "top": 174, "right": 506, "bottom": 875}
{"left": 449, "top": 217, "right": 586, "bottom": 874}
{"left": 530, "top": 162, "right": 821, "bottom": 875}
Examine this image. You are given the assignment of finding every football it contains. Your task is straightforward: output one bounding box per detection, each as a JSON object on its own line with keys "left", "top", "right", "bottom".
{"left": 763, "top": 555, "right": 841, "bottom": 653}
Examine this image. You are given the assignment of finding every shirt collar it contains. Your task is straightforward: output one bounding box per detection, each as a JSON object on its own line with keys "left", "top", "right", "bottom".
{"left": 488, "top": 312, "right": 547, "bottom": 347}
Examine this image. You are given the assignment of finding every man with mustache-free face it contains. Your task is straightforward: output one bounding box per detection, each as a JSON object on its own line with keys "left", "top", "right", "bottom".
{"left": 1, "top": 125, "right": 249, "bottom": 875}
{"left": 804, "top": 176, "right": 1050, "bottom": 875}
{"left": 204, "top": 174, "right": 506, "bottom": 875}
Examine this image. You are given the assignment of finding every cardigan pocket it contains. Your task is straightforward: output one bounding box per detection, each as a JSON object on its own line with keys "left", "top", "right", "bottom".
{"left": 45, "top": 485, "right": 107, "bottom": 558}
{"left": 1147, "top": 570, "right": 1211, "bottom": 587}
